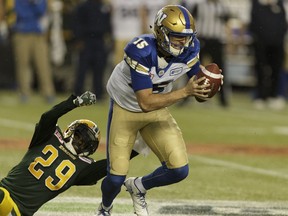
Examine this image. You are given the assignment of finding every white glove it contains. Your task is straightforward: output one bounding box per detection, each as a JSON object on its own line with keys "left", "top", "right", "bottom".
{"left": 73, "top": 91, "right": 97, "bottom": 107}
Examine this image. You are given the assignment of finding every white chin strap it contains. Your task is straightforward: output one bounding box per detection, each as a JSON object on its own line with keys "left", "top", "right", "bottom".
{"left": 169, "top": 45, "right": 184, "bottom": 56}
{"left": 64, "top": 136, "right": 78, "bottom": 155}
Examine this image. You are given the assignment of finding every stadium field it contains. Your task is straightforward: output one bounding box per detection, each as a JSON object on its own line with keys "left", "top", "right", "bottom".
{"left": 1, "top": 90, "right": 288, "bottom": 215}
{"left": 35, "top": 197, "right": 288, "bottom": 215}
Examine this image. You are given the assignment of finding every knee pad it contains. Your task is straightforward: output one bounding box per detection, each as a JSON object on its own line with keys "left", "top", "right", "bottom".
{"left": 169, "top": 164, "right": 189, "bottom": 183}
{"left": 106, "top": 173, "right": 126, "bottom": 188}
{"left": 142, "top": 164, "right": 189, "bottom": 189}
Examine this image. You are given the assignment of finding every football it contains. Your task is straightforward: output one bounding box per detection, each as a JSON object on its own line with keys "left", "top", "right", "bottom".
{"left": 195, "top": 63, "right": 222, "bottom": 102}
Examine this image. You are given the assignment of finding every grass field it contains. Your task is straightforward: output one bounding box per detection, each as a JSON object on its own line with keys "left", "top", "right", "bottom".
{"left": 1, "top": 90, "right": 288, "bottom": 215}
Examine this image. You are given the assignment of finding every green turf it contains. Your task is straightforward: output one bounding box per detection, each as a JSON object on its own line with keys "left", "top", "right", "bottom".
{"left": 1, "top": 90, "right": 287, "bottom": 145}
{"left": 1, "top": 90, "right": 288, "bottom": 203}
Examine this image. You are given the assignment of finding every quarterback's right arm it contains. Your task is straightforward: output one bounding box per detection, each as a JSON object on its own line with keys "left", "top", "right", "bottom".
{"left": 135, "top": 77, "right": 209, "bottom": 112}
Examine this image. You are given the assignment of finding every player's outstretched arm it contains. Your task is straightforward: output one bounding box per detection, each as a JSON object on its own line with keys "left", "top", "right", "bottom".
{"left": 29, "top": 92, "right": 97, "bottom": 148}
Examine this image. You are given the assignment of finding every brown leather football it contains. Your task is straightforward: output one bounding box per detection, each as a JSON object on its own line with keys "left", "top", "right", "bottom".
{"left": 195, "top": 63, "right": 222, "bottom": 102}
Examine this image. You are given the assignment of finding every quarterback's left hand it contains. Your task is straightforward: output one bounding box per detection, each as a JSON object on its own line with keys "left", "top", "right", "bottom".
{"left": 73, "top": 91, "right": 97, "bottom": 106}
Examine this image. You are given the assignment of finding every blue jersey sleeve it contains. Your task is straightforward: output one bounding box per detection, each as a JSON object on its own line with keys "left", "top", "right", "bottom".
{"left": 184, "top": 38, "right": 201, "bottom": 79}
{"left": 130, "top": 70, "right": 153, "bottom": 92}
{"left": 187, "top": 61, "right": 201, "bottom": 78}
{"left": 124, "top": 35, "right": 156, "bottom": 91}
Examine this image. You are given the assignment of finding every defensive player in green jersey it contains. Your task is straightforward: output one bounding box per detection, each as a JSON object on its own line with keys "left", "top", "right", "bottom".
{"left": 0, "top": 91, "right": 138, "bottom": 216}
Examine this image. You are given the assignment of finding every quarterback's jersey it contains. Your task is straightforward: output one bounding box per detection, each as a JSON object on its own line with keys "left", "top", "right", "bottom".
{"left": 0, "top": 95, "right": 106, "bottom": 216}
{"left": 106, "top": 34, "right": 201, "bottom": 112}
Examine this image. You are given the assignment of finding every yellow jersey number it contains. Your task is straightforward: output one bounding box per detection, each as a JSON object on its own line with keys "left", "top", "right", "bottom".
{"left": 28, "top": 145, "right": 76, "bottom": 191}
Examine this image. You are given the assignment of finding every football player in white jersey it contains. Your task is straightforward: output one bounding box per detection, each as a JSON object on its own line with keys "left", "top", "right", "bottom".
{"left": 97, "top": 5, "right": 223, "bottom": 216}
{"left": 111, "top": 0, "right": 142, "bottom": 66}
{"left": 111, "top": 0, "right": 174, "bottom": 65}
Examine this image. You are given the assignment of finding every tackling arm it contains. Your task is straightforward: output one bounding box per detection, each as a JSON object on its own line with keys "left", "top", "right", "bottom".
{"left": 74, "top": 150, "right": 139, "bottom": 185}
{"left": 29, "top": 91, "right": 96, "bottom": 148}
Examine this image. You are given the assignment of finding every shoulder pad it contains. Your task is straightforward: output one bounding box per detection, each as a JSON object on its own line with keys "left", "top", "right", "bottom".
{"left": 124, "top": 35, "right": 155, "bottom": 60}
{"left": 124, "top": 35, "right": 157, "bottom": 74}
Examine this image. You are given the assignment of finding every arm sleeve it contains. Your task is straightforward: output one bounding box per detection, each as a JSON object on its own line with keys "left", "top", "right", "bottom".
{"left": 74, "top": 159, "right": 107, "bottom": 185}
{"left": 186, "top": 61, "right": 200, "bottom": 79}
{"left": 74, "top": 150, "right": 139, "bottom": 185}
{"left": 124, "top": 36, "right": 154, "bottom": 91}
{"left": 130, "top": 68, "right": 153, "bottom": 92}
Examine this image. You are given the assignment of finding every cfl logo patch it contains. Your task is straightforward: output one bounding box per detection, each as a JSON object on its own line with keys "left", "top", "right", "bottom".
{"left": 170, "top": 68, "right": 183, "bottom": 76}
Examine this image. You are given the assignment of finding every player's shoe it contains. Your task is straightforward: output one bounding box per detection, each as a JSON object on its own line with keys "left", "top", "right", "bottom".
{"left": 124, "top": 177, "right": 149, "bottom": 216}
{"left": 96, "top": 202, "right": 112, "bottom": 216}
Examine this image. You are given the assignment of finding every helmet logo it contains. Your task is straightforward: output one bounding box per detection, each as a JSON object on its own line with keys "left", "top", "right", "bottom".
{"left": 155, "top": 11, "right": 167, "bottom": 26}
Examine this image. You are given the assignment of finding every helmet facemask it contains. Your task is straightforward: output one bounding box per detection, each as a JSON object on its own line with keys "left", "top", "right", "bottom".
{"left": 163, "top": 30, "right": 195, "bottom": 56}
{"left": 63, "top": 120, "right": 100, "bottom": 156}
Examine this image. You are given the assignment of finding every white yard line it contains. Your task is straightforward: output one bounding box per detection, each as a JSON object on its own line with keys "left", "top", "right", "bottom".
{"left": 192, "top": 155, "right": 288, "bottom": 179}
{"left": 273, "top": 126, "right": 288, "bottom": 135}
{"left": 1, "top": 117, "right": 288, "bottom": 135}
{"left": 0, "top": 118, "right": 34, "bottom": 131}
{"left": 36, "top": 197, "right": 288, "bottom": 216}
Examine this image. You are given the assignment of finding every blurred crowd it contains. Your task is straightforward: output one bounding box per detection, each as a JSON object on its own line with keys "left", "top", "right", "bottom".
{"left": 0, "top": 0, "right": 287, "bottom": 110}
